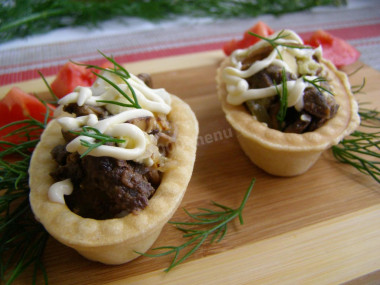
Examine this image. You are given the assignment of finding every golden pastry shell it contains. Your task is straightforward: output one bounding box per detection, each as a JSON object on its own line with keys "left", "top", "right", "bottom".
{"left": 29, "top": 95, "right": 199, "bottom": 265}
{"left": 217, "top": 57, "right": 360, "bottom": 176}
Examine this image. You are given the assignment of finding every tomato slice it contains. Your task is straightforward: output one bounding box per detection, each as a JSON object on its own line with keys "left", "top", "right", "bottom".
{"left": 51, "top": 62, "right": 95, "bottom": 98}
{"left": 51, "top": 61, "right": 115, "bottom": 98}
{"left": 304, "top": 30, "right": 360, "bottom": 68}
{"left": 223, "top": 21, "right": 274, "bottom": 55}
{"left": 1, "top": 60, "right": 114, "bottom": 150}
{"left": 0, "top": 87, "right": 55, "bottom": 149}
{"left": 223, "top": 39, "right": 239, "bottom": 56}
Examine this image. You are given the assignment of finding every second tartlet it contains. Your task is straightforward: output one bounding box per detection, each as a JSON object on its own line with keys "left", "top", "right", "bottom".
{"left": 217, "top": 29, "right": 360, "bottom": 176}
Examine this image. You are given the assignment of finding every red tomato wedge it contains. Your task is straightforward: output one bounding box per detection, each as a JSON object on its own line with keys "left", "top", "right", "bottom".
{"left": 223, "top": 21, "right": 274, "bottom": 55}
{"left": 0, "top": 87, "right": 55, "bottom": 148}
{"left": 51, "top": 62, "right": 95, "bottom": 99}
{"left": 304, "top": 30, "right": 360, "bottom": 68}
{"left": 51, "top": 61, "right": 114, "bottom": 98}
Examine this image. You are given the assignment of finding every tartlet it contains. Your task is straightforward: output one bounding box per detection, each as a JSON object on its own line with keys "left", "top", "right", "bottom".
{"left": 217, "top": 30, "right": 360, "bottom": 176}
{"left": 29, "top": 71, "right": 198, "bottom": 264}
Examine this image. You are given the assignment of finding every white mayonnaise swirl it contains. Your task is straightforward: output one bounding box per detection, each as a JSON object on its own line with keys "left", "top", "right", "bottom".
{"left": 48, "top": 179, "right": 73, "bottom": 204}
{"left": 49, "top": 68, "right": 172, "bottom": 204}
{"left": 58, "top": 109, "right": 154, "bottom": 161}
{"left": 222, "top": 29, "right": 323, "bottom": 111}
{"left": 58, "top": 72, "right": 171, "bottom": 115}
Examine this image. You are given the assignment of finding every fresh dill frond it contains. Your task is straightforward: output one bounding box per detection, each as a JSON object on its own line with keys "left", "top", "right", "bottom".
{"left": 71, "top": 51, "right": 141, "bottom": 109}
{"left": 358, "top": 107, "right": 380, "bottom": 127}
{"left": 332, "top": 108, "right": 380, "bottom": 183}
{"left": 346, "top": 64, "right": 364, "bottom": 77}
{"left": 248, "top": 30, "right": 312, "bottom": 60}
{"left": 37, "top": 71, "right": 59, "bottom": 103}
{"left": 94, "top": 73, "right": 141, "bottom": 109}
{"left": 0, "top": 118, "right": 50, "bottom": 285}
{"left": 303, "top": 76, "right": 334, "bottom": 96}
{"left": 351, "top": 77, "right": 366, "bottom": 94}
{"left": 139, "top": 179, "right": 255, "bottom": 272}
{"left": 0, "top": 74, "right": 58, "bottom": 284}
{"left": 70, "top": 126, "right": 126, "bottom": 158}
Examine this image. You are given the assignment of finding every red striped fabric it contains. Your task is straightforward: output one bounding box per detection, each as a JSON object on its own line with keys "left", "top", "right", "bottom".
{"left": 1, "top": 4, "right": 379, "bottom": 87}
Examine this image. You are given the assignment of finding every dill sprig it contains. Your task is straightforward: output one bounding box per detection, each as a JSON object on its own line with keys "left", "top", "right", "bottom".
{"left": 303, "top": 76, "right": 334, "bottom": 96}
{"left": 0, "top": 74, "right": 57, "bottom": 284}
{"left": 37, "top": 71, "right": 59, "bottom": 103}
{"left": 0, "top": 117, "right": 50, "bottom": 285}
{"left": 72, "top": 51, "right": 141, "bottom": 109}
{"left": 331, "top": 107, "right": 380, "bottom": 183}
{"left": 140, "top": 179, "right": 255, "bottom": 272}
{"left": 70, "top": 126, "right": 126, "bottom": 158}
{"left": 359, "top": 107, "right": 380, "bottom": 126}
{"left": 248, "top": 30, "right": 312, "bottom": 60}
{"left": 346, "top": 64, "right": 364, "bottom": 77}
{"left": 0, "top": 0, "right": 346, "bottom": 43}
{"left": 351, "top": 78, "right": 366, "bottom": 94}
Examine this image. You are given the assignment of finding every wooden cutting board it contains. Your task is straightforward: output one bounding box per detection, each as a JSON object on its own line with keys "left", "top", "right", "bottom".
{"left": 4, "top": 50, "right": 380, "bottom": 285}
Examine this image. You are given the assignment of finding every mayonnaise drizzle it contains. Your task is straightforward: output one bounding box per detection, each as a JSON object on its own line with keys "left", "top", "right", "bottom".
{"left": 58, "top": 109, "right": 154, "bottom": 161}
{"left": 58, "top": 72, "right": 171, "bottom": 115}
{"left": 222, "top": 29, "right": 323, "bottom": 110}
{"left": 55, "top": 68, "right": 172, "bottom": 161}
{"left": 48, "top": 179, "right": 73, "bottom": 205}
{"left": 49, "top": 66, "right": 174, "bottom": 205}
{"left": 129, "top": 74, "right": 171, "bottom": 114}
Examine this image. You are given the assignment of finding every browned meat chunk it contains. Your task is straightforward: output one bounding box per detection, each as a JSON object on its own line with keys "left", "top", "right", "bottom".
{"left": 303, "top": 87, "right": 339, "bottom": 119}
{"left": 50, "top": 148, "right": 158, "bottom": 220}
{"left": 51, "top": 144, "right": 69, "bottom": 165}
{"left": 246, "top": 64, "right": 297, "bottom": 89}
{"left": 126, "top": 116, "right": 156, "bottom": 133}
{"left": 50, "top": 149, "right": 83, "bottom": 183}
{"left": 284, "top": 112, "right": 312, "bottom": 133}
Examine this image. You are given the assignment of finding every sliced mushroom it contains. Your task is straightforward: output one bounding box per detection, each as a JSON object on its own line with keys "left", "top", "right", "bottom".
{"left": 63, "top": 103, "right": 108, "bottom": 119}
{"left": 137, "top": 73, "right": 152, "bottom": 88}
{"left": 126, "top": 116, "right": 156, "bottom": 133}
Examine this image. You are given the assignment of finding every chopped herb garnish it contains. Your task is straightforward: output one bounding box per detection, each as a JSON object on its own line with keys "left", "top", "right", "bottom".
{"left": 139, "top": 179, "right": 255, "bottom": 272}
{"left": 70, "top": 126, "right": 126, "bottom": 158}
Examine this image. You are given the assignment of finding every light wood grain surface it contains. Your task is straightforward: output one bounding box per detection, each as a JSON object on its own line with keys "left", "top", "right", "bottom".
{"left": 5, "top": 51, "right": 380, "bottom": 284}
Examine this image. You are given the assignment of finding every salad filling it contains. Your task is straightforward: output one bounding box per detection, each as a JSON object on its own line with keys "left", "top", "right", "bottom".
{"left": 222, "top": 29, "right": 339, "bottom": 133}
{"left": 48, "top": 69, "right": 176, "bottom": 220}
